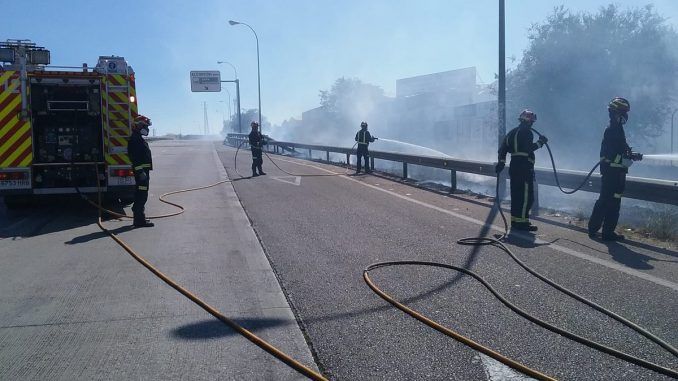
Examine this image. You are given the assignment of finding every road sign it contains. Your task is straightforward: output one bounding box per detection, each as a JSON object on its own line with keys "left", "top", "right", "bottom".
{"left": 190, "top": 71, "right": 221, "bottom": 92}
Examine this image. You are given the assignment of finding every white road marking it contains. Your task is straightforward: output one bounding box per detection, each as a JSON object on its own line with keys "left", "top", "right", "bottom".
{"left": 271, "top": 176, "right": 301, "bottom": 186}
{"left": 272, "top": 156, "right": 678, "bottom": 292}
{"left": 475, "top": 354, "right": 535, "bottom": 380}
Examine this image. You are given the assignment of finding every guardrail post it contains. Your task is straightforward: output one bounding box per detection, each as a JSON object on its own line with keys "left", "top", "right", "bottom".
{"left": 450, "top": 170, "right": 457, "bottom": 193}
{"left": 532, "top": 180, "right": 540, "bottom": 216}
{"left": 346, "top": 153, "right": 350, "bottom": 167}
{"left": 308, "top": 149, "right": 312, "bottom": 159}
{"left": 402, "top": 162, "right": 408, "bottom": 179}
{"left": 370, "top": 157, "right": 375, "bottom": 171}
{"left": 326, "top": 151, "right": 330, "bottom": 162}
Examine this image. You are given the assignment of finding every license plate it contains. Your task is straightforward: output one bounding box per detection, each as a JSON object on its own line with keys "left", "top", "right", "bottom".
{"left": 0, "top": 180, "right": 30, "bottom": 189}
{"left": 120, "top": 176, "right": 134, "bottom": 185}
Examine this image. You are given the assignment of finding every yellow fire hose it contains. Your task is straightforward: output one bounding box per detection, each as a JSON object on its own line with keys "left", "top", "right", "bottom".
{"left": 90, "top": 164, "right": 327, "bottom": 381}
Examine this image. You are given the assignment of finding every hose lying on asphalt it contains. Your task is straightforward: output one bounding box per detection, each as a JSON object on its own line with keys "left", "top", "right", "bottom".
{"left": 531, "top": 127, "right": 600, "bottom": 194}
{"left": 90, "top": 163, "right": 327, "bottom": 381}
{"left": 364, "top": 178, "right": 678, "bottom": 380}
{"left": 234, "top": 139, "right": 357, "bottom": 179}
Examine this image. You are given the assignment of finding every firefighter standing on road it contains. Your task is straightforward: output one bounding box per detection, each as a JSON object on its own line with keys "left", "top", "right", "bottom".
{"left": 355, "top": 121, "right": 377, "bottom": 174}
{"left": 588, "top": 97, "right": 642, "bottom": 241}
{"left": 128, "top": 115, "right": 154, "bottom": 228}
{"left": 496, "top": 110, "right": 548, "bottom": 232}
{"left": 248, "top": 121, "right": 267, "bottom": 177}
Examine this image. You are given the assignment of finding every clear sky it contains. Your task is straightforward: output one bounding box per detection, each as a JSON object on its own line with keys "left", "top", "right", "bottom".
{"left": 5, "top": 0, "right": 678, "bottom": 135}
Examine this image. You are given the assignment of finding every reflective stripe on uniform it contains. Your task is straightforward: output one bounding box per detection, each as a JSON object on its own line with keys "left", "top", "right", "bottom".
{"left": 138, "top": 186, "right": 148, "bottom": 191}
{"left": 511, "top": 216, "right": 529, "bottom": 223}
{"left": 614, "top": 193, "right": 623, "bottom": 199}
{"left": 135, "top": 164, "right": 151, "bottom": 170}
{"left": 521, "top": 182, "right": 529, "bottom": 219}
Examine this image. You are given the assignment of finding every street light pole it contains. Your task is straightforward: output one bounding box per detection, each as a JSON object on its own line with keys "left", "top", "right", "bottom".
{"left": 671, "top": 108, "right": 677, "bottom": 154}
{"left": 229, "top": 20, "right": 262, "bottom": 132}
{"left": 216, "top": 60, "right": 238, "bottom": 79}
{"left": 497, "top": 0, "right": 506, "bottom": 198}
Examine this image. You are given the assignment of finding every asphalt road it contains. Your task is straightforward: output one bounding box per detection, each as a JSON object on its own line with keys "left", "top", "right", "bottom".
{"left": 0, "top": 141, "right": 317, "bottom": 380}
{"left": 218, "top": 144, "right": 678, "bottom": 381}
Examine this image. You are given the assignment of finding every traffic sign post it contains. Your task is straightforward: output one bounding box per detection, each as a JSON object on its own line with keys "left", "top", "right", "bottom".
{"left": 190, "top": 71, "right": 222, "bottom": 92}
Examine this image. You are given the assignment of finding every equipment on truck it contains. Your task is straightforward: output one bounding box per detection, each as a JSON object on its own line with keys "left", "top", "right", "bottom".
{"left": 0, "top": 39, "right": 141, "bottom": 207}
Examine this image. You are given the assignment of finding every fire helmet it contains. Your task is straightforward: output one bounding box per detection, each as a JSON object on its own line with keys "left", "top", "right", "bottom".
{"left": 360, "top": 121, "right": 368, "bottom": 128}
{"left": 518, "top": 109, "right": 537, "bottom": 123}
{"left": 608, "top": 97, "right": 630, "bottom": 113}
{"left": 133, "top": 115, "right": 151, "bottom": 130}
{"left": 251, "top": 121, "right": 259, "bottom": 128}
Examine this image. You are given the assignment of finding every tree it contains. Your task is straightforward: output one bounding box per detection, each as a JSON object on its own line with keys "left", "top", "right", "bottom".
{"left": 319, "top": 77, "right": 387, "bottom": 126}
{"left": 224, "top": 109, "right": 269, "bottom": 134}
{"left": 507, "top": 5, "right": 678, "bottom": 162}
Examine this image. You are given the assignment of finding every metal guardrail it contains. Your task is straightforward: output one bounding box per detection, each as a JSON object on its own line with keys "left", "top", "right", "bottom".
{"left": 225, "top": 133, "right": 678, "bottom": 206}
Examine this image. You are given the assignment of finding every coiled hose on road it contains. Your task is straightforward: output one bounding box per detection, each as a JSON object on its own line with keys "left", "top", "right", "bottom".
{"left": 233, "top": 139, "right": 358, "bottom": 178}
{"left": 364, "top": 136, "right": 678, "bottom": 379}
{"left": 86, "top": 163, "right": 328, "bottom": 381}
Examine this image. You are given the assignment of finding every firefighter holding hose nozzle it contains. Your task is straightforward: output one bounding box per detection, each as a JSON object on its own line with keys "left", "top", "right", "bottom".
{"left": 496, "top": 110, "right": 548, "bottom": 232}
{"left": 355, "top": 121, "right": 377, "bottom": 174}
{"left": 588, "top": 97, "right": 643, "bottom": 241}
{"left": 129, "top": 115, "right": 154, "bottom": 228}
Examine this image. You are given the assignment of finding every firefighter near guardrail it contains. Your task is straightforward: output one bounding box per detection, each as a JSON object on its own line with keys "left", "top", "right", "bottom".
{"left": 354, "top": 121, "right": 378, "bottom": 175}
{"left": 586, "top": 97, "right": 644, "bottom": 241}
{"left": 495, "top": 109, "right": 548, "bottom": 232}
{"left": 248, "top": 121, "right": 267, "bottom": 177}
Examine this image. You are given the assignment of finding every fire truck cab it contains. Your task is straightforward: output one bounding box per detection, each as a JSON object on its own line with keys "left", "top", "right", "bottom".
{"left": 0, "top": 40, "right": 138, "bottom": 208}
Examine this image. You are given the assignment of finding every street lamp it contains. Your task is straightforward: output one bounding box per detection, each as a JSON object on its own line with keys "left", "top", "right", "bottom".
{"left": 671, "top": 108, "right": 677, "bottom": 154}
{"left": 216, "top": 60, "right": 238, "bottom": 79}
{"left": 229, "top": 19, "right": 262, "bottom": 131}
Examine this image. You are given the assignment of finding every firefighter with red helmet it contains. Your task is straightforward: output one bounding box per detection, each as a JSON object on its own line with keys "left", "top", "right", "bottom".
{"left": 496, "top": 109, "right": 548, "bottom": 231}
{"left": 128, "top": 115, "right": 154, "bottom": 228}
{"left": 588, "top": 97, "right": 642, "bottom": 241}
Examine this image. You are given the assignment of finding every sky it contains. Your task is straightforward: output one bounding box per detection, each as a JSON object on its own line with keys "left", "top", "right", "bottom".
{"left": 4, "top": 0, "right": 678, "bottom": 136}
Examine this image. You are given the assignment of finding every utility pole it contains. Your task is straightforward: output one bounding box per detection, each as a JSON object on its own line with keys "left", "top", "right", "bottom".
{"left": 497, "top": 0, "right": 507, "bottom": 198}
{"left": 203, "top": 101, "right": 210, "bottom": 135}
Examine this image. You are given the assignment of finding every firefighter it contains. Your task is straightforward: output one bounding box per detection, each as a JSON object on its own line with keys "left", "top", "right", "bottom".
{"left": 588, "top": 97, "right": 642, "bottom": 241}
{"left": 128, "top": 115, "right": 154, "bottom": 228}
{"left": 354, "top": 121, "right": 377, "bottom": 174}
{"left": 248, "top": 121, "right": 266, "bottom": 177}
{"left": 496, "top": 110, "right": 548, "bottom": 231}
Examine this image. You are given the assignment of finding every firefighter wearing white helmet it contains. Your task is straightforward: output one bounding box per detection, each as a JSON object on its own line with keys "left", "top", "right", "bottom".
{"left": 248, "top": 121, "right": 267, "bottom": 177}
{"left": 128, "top": 115, "right": 154, "bottom": 227}
{"left": 496, "top": 109, "right": 548, "bottom": 232}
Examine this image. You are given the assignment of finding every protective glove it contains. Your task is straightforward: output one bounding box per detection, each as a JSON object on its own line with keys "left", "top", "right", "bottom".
{"left": 537, "top": 135, "right": 548, "bottom": 147}
{"left": 137, "top": 171, "right": 148, "bottom": 182}
{"left": 495, "top": 162, "right": 505, "bottom": 174}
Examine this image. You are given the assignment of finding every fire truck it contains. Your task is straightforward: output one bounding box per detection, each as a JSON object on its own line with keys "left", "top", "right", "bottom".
{"left": 0, "top": 40, "right": 138, "bottom": 208}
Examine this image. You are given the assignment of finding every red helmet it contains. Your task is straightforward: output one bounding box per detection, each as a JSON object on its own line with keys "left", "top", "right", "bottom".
{"left": 133, "top": 115, "right": 152, "bottom": 129}
{"left": 518, "top": 109, "right": 537, "bottom": 123}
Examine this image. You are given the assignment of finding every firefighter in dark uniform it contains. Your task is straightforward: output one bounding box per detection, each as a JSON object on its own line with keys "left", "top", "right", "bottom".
{"left": 248, "top": 121, "right": 267, "bottom": 177}
{"left": 496, "top": 110, "right": 548, "bottom": 231}
{"left": 588, "top": 97, "right": 642, "bottom": 241}
{"left": 354, "top": 121, "right": 377, "bottom": 174}
{"left": 128, "top": 115, "right": 154, "bottom": 228}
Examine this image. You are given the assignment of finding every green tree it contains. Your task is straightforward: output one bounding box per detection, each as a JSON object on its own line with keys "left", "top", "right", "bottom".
{"left": 224, "top": 109, "right": 269, "bottom": 134}
{"left": 319, "top": 77, "right": 386, "bottom": 126}
{"left": 507, "top": 4, "right": 678, "bottom": 160}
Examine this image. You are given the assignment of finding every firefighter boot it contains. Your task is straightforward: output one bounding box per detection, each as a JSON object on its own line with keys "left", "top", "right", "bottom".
{"left": 133, "top": 216, "right": 154, "bottom": 228}
{"left": 257, "top": 166, "right": 266, "bottom": 176}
